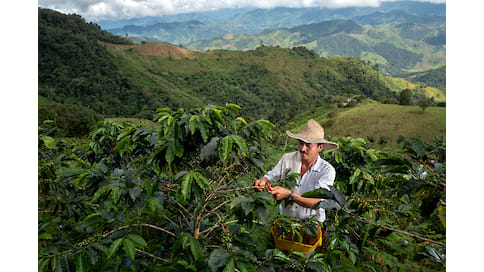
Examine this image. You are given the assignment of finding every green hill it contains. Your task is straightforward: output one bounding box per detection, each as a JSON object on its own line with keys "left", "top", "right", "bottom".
{"left": 401, "top": 65, "right": 446, "bottom": 90}
{"left": 283, "top": 100, "right": 445, "bottom": 149}
{"left": 38, "top": 8, "right": 445, "bottom": 129}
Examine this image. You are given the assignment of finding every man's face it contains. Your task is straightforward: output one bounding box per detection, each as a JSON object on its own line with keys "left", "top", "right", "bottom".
{"left": 298, "top": 140, "right": 324, "bottom": 162}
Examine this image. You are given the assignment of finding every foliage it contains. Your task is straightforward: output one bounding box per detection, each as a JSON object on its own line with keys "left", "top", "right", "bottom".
{"left": 39, "top": 103, "right": 445, "bottom": 271}
{"left": 320, "top": 136, "right": 445, "bottom": 271}
{"left": 399, "top": 88, "right": 412, "bottom": 105}
{"left": 38, "top": 102, "right": 104, "bottom": 137}
{"left": 273, "top": 215, "right": 320, "bottom": 244}
{"left": 39, "top": 104, "right": 278, "bottom": 271}
{"left": 38, "top": 8, "right": 135, "bottom": 116}
{"left": 39, "top": 8, "right": 444, "bottom": 125}
{"left": 401, "top": 66, "right": 446, "bottom": 91}
{"left": 418, "top": 99, "right": 429, "bottom": 112}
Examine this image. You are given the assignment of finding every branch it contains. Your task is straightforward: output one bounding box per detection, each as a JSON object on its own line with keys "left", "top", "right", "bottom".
{"left": 200, "top": 220, "right": 239, "bottom": 236}
{"left": 346, "top": 210, "right": 445, "bottom": 247}
{"left": 103, "top": 223, "right": 176, "bottom": 238}
{"left": 136, "top": 249, "right": 170, "bottom": 263}
{"left": 216, "top": 185, "right": 260, "bottom": 194}
{"left": 164, "top": 193, "right": 195, "bottom": 233}
{"left": 209, "top": 198, "right": 234, "bottom": 214}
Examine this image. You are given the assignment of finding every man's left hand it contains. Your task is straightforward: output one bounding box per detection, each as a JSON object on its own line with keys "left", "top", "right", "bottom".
{"left": 269, "top": 186, "right": 291, "bottom": 201}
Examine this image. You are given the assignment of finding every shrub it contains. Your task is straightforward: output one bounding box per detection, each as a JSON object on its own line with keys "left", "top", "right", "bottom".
{"left": 38, "top": 108, "right": 446, "bottom": 271}
{"left": 38, "top": 103, "right": 103, "bottom": 137}
{"left": 379, "top": 135, "right": 388, "bottom": 145}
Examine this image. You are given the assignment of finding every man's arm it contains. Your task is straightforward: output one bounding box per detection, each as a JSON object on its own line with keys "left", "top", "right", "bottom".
{"left": 253, "top": 154, "right": 285, "bottom": 192}
{"left": 268, "top": 186, "right": 320, "bottom": 209}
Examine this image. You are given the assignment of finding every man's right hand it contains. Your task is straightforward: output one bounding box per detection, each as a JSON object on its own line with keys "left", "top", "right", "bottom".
{"left": 254, "top": 177, "right": 268, "bottom": 192}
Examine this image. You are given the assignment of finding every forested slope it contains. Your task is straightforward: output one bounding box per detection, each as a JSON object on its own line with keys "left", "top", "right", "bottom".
{"left": 38, "top": 8, "right": 445, "bottom": 134}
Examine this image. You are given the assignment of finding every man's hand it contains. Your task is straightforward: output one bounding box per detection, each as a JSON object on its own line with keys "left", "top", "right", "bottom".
{"left": 268, "top": 186, "right": 291, "bottom": 201}
{"left": 254, "top": 177, "right": 268, "bottom": 192}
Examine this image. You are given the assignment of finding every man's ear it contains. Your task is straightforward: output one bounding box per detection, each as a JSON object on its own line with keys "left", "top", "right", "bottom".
{"left": 318, "top": 144, "right": 324, "bottom": 151}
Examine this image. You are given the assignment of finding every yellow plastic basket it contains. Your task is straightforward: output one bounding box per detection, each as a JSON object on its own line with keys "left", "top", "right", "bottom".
{"left": 271, "top": 223, "right": 322, "bottom": 256}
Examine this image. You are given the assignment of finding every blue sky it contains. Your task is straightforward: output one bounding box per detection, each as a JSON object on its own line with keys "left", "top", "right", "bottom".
{"left": 38, "top": 0, "right": 445, "bottom": 20}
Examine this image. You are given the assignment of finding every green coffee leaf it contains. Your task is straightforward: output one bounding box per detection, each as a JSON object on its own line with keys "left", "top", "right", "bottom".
{"left": 126, "top": 234, "right": 147, "bottom": 248}
{"left": 220, "top": 136, "right": 233, "bottom": 163}
{"left": 41, "top": 136, "right": 55, "bottom": 149}
{"left": 302, "top": 188, "right": 333, "bottom": 199}
{"left": 231, "top": 135, "right": 248, "bottom": 157}
{"left": 193, "top": 172, "right": 210, "bottom": 189}
{"left": 107, "top": 238, "right": 124, "bottom": 258}
{"left": 129, "top": 187, "right": 141, "bottom": 201}
{"left": 92, "top": 185, "right": 113, "bottom": 202}
{"left": 180, "top": 173, "right": 192, "bottom": 202}
{"left": 208, "top": 248, "right": 230, "bottom": 272}
{"left": 312, "top": 199, "right": 342, "bottom": 210}
{"left": 236, "top": 260, "right": 256, "bottom": 272}
{"left": 188, "top": 237, "right": 203, "bottom": 261}
{"left": 39, "top": 258, "right": 50, "bottom": 272}
{"left": 123, "top": 237, "right": 136, "bottom": 260}
{"left": 75, "top": 254, "right": 88, "bottom": 272}
{"left": 223, "top": 258, "right": 235, "bottom": 272}
{"left": 189, "top": 115, "right": 199, "bottom": 135}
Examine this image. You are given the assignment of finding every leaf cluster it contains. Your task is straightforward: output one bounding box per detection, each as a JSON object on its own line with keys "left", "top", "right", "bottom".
{"left": 38, "top": 104, "right": 445, "bottom": 271}
{"left": 38, "top": 104, "right": 279, "bottom": 271}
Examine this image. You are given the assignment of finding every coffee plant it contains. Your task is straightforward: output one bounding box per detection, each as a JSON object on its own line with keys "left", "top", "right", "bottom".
{"left": 39, "top": 104, "right": 445, "bottom": 271}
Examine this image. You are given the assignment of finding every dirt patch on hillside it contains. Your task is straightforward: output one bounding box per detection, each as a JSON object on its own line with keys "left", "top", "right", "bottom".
{"left": 104, "top": 42, "right": 200, "bottom": 59}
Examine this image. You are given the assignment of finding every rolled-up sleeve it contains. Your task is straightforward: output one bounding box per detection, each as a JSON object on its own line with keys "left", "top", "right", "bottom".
{"left": 264, "top": 158, "right": 283, "bottom": 183}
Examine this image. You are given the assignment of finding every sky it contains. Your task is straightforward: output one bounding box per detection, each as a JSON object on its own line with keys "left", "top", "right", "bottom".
{"left": 38, "top": 0, "right": 446, "bottom": 21}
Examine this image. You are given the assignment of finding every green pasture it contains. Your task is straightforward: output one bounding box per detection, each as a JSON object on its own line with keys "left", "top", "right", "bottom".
{"left": 327, "top": 102, "right": 445, "bottom": 147}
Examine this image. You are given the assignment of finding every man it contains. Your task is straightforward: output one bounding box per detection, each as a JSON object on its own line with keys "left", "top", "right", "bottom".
{"left": 254, "top": 119, "right": 338, "bottom": 223}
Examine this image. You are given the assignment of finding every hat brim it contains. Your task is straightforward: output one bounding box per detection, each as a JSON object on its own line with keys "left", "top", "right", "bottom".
{"left": 286, "top": 131, "right": 339, "bottom": 151}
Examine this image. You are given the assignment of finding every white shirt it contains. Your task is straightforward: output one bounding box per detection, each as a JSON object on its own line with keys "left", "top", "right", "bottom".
{"left": 264, "top": 151, "right": 336, "bottom": 223}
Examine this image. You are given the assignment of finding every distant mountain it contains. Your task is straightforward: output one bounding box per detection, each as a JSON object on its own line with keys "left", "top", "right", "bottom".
{"left": 109, "top": 20, "right": 226, "bottom": 45}
{"left": 98, "top": 1, "right": 445, "bottom": 76}
{"left": 98, "top": 1, "right": 445, "bottom": 42}
{"left": 352, "top": 10, "right": 445, "bottom": 25}
{"left": 95, "top": 1, "right": 445, "bottom": 32}
{"left": 186, "top": 12, "right": 445, "bottom": 76}
{"left": 40, "top": 8, "right": 445, "bottom": 122}
{"left": 95, "top": 8, "right": 255, "bottom": 29}
{"left": 187, "top": 20, "right": 363, "bottom": 50}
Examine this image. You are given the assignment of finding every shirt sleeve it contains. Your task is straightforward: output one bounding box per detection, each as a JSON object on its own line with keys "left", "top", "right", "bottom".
{"left": 263, "top": 157, "right": 283, "bottom": 183}
{"left": 318, "top": 164, "right": 335, "bottom": 190}
{"left": 314, "top": 163, "right": 336, "bottom": 207}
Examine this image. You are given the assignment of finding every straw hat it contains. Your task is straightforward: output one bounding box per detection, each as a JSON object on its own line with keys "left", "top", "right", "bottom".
{"left": 286, "top": 119, "right": 338, "bottom": 150}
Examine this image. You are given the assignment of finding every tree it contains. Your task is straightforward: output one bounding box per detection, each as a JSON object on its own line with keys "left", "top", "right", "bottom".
{"left": 418, "top": 99, "right": 429, "bottom": 112}
{"left": 399, "top": 88, "right": 412, "bottom": 105}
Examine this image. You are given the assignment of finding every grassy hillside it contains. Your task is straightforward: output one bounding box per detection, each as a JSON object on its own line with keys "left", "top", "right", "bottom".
{"left": 259, "top": 100, "right": 444, "bottom": 169}
{"left": 329, "top": 101, "right": 444, "bottom": 147}
{"left": 281, "top": 100, "right": 445, "bottom": 149}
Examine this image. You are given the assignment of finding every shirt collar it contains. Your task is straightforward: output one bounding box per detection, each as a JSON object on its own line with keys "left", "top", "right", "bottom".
{"left": 297, "top": 151, "right": 323, "bottom": 172}
{"left": 313, "top": 156, "right": 324, "bottom": 172}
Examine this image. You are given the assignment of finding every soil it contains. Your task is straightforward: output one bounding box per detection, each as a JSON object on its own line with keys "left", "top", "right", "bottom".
{"left": 104, "top": 42, "right": 200, "bottom": 59}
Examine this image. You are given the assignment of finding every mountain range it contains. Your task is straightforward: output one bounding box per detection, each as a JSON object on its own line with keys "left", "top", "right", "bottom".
{"left": 38, "top": 7, "right": 445, "bottom": 137}
{"left": 97, "top": 1, "right": 445, "bottom": 76}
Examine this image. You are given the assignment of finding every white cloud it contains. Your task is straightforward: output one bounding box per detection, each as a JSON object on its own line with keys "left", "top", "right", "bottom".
{"left": 38, "top": 0, "right": 445, "bottom": 20}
